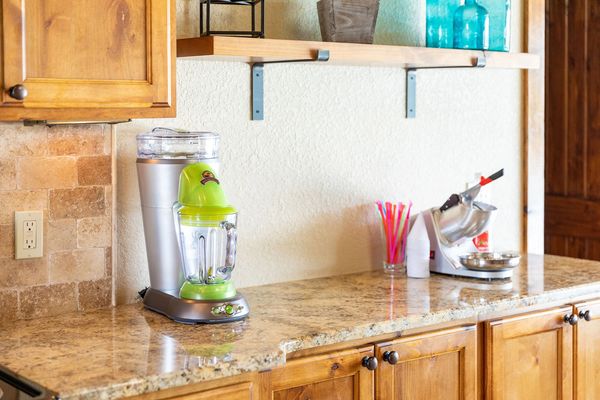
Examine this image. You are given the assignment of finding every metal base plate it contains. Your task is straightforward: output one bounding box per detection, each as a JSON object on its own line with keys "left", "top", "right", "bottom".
{"left": 431, "top": 267, "right": 513, "bottom": 280}
{"left": 143, "top": 288, "right": 250, "bottom": 324}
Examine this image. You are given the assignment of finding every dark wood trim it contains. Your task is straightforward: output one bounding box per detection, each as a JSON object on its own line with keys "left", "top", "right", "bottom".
{"left": 546, "top": 195, "right": 600, "bottom": 239}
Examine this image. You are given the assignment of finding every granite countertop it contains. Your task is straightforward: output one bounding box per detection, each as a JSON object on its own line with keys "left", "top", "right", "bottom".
{"left": 2, "top": 254, "right": 600, "bottom": 399}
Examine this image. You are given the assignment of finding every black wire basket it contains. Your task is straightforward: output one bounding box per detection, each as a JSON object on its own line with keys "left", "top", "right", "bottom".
{"left": 199, "top": 0, "right": 265, "bottom": 38}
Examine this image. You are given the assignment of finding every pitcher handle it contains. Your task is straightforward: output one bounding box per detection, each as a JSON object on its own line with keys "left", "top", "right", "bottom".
{"left": 222, "top": 222, "right": 237, "bottom": 272}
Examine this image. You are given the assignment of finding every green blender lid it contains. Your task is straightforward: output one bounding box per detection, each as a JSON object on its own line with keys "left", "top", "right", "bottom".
{"left": 177, "top": 163, "right": 237, "bottom": 217}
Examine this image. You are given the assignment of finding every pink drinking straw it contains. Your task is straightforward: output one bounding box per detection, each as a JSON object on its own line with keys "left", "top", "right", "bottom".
{"left": 391, "top": 203, "right": 405, "bottom": 263}
{"left": 389, "top": 203, "right": 397, "bottom": 262}
{"left": 376, "top": 202, "right": 391, "bottom": 263}
{"left": 399, "top": 202, "right": 413, "bottom": 262}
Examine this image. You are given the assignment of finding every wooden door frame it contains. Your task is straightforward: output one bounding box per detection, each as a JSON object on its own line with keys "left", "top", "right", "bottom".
{"left": 523, "top": 0, "right": 545, "bottom": 254}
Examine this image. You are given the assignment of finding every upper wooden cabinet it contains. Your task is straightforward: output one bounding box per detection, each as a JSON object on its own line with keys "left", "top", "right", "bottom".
{"left": 485, "top": 307, "right": 574, "bottom": 400}
{"left": 0, "top": 0, "right": 175, "bottom": 121}
{"left": 375, "top": 325, "right": 478, "bottom": 400}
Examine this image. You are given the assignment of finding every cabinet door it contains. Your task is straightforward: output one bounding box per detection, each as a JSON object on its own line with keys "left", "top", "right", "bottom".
{"left": 270, "top": 346, "right": 375, "bottom": 400}
{"left": 0, "top": 0, "right": 175, "bottom": 120}
{"left": 375, "top": 325, "right": 477, "bottom": 400}
{"left": 168, "top": 382, "right": 254, "bottom": 400}
{"left": 485, "top": 306, "right": 574, "bottom": 400}
{"left": 574, "top": 300, "right": 600, "bottom": 400}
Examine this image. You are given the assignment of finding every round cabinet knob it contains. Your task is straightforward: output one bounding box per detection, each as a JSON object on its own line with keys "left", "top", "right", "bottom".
{"left": 579, "top": 310, "right": 592, "bottom": 322}
{"left": 382, "top": 351, "right": 399, "bottom": 365}
{"left": 8, "top": 84, "right": 28, "bottom": 100}
{"left": 361, "top": 356, "right": 378, "bottom": 371}
{"left": 564, "top": 314, "right": 579, "bottom": 326}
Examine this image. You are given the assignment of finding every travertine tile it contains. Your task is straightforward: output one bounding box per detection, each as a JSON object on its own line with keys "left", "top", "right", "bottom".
{"left": 0, "top": 190, "right": 47, "bottom": 225}
{"left": 19, "top": 283, "right": 77, "bottom": 319}
{"left": 105, "top": 185, "right": 113, "bottom": 217}
{"left": 77, "top": 216, "right": 111, "bottom": 248}
{"left": 0, "top": 124, "right": 114, "bottom": 323}
{"left": 77, "top": 156, "right": 111, "bottom": 186}
{"left": 49, "top": 187, "right": 105, "bottom": 219}
{"left": 103, "top": 127, "right": 112, "bottom": 155}
{"left": 0, "top": 257, "right": 48, "bottom": 288}
{"left": 47, "top": 219, "right": 77, "bottom": 252}
{"left": 48, "top": 125, "right": 105, "bottom": 156}
{"left": 105, "top": 247, "right": 113, "bottom": 277}
{"left": 0, "top": 290, "right": 18, "bottom": 321}
{"left": 49, "top": 248, "right": 105, "bottom": 283}
{"left": 0, "top": 224, "right": 15, "bottom": 258}
{"left": 78, "top": 278, "right": 112, "bottom": 311}
{"left": 0, "top": 159, "right": 16, "bottom": 190}
{"left": 0, "top": 124, "right": 48, "bottom": 158}
{"left": 17, "top": 157, "right": 77, "bottom": 189}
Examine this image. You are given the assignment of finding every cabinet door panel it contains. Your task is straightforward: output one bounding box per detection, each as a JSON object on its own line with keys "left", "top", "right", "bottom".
{"left": 25, "top": 0, "right": 147, "bottom": 81}
{"left": 485, "top": 306, "right": 573, "bottom": 400}
{"left": 375, "top": 325, "right": 477, "bottom": 400}
{"left": 575, "top": 300, "right": 600, "bottom": 400}
{"left": 271, "top": 346, "right": 374, "bottom": 400}
{"left": 172, "top": 382, "right": 254, "bottom": 400}
{"left": 1, "top": 0, "right": 174, "bottom": 117}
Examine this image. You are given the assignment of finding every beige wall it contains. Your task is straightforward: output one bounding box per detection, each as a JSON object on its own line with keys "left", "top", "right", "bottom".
{"left": 0, "top": 124, "right": 113, "bottom": 321}
{"left": 116, "top": 0, "right": 525, "bottom": 304}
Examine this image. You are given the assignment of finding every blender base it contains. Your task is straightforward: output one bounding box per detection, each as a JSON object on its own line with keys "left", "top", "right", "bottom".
{"left": 142, "top": 287, "right": 250, "bottom": 324}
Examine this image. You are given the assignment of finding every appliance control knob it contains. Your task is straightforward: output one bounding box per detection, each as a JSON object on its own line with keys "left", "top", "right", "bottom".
{"left": 8, "top": 84, "right": 27, "bottom": 100}
{"left": 382, "top": 351, "right": 399, "bottom": 365}
{"left": 564, "top": 314, "right": 579, "bottom": 326}
{"left": 579, "top": 310, "right": 592, "bottom": 322}
{"left": 361, "top": 356, "right": 378, "bottom": 371}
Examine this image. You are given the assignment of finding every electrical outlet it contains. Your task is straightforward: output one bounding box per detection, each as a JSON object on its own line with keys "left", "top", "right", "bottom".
{"left": 15, "top": 211, "right": 43, "bottom": 259}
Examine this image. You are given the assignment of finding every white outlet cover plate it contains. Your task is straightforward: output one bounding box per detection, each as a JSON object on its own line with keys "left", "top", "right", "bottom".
{"left": 15, "top": 211, "right": 43, "bottom": 259}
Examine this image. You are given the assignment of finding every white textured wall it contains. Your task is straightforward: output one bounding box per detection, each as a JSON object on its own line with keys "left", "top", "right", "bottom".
{"left": 116, "top": 0, "right": 524, "bottom": 304}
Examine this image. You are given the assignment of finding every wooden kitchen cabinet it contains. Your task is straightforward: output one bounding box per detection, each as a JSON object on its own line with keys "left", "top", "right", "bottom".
{"left": 0, "top": 0, "right": 175, "bottom": 121}
{"left": 124, "top": 373, "right": 261, "bottom": 400}
{"left": 269, "top": 346, "right": 375, "bottom": 400}
{"left": 375, "top": 325, "right": 478, "bottom": 400}
{"left": 485, "top": 306, "right": 574, "bottom": 400}
{"left": 574, "top": 300, "right": 600, "bottom": 400}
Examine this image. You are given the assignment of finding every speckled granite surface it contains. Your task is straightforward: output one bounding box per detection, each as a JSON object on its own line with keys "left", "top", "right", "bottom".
{"left": 2, "top": 254, "right": 600, "bottom": 399}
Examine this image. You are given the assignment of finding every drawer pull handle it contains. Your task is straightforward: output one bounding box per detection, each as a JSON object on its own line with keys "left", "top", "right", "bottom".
{"left": 382, "top": 351, "right": 399, "bottom": 365}
{"left": 564, "top": 314, "right": 579, "bottom": 326}
{"left": 8, "top": 84, "right": 28, "bottom": 100}
{"left": 361, "top": 356, "right": 378, "bottom": 371}
{"left": 579, "top": 310, "right": 592, "bottom": 322}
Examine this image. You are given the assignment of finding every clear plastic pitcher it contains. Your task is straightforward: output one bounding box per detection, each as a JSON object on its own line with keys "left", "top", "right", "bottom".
{"left": 174, "top": 209, "right": 237, "bottom": 285}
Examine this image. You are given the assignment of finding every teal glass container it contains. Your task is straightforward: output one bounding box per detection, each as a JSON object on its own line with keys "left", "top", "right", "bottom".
{"left": 480, "top": 0, "right": 511, "bottom": 51}
{"left": 426, "top": 0, "right": 462, "bottom": 48}
{"left": 453, "top": 0, "right": 489, "bottom": 50}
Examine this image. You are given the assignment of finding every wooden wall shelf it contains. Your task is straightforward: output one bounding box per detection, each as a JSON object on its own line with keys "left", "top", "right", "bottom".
{"left": 177, "top": 36, "right": 540, "bottom": 120}
{"left": 177, "top": 36, "right": 540, "bottom": 70}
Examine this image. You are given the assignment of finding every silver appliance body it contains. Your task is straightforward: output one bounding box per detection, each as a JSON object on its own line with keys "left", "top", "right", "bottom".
{"left": 423, "top": 208, "right": 515, "bottom": 280}
{"left": 142, "top": 288, "right": 250, "bottom": 324}
{"left": 437, "top": 201, "right": 497, "bottom": 246}
{"left": 137, "top": 158, "right": 220, "bottom": 295}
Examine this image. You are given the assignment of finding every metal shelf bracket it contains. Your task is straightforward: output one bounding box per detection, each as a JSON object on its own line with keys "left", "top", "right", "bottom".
{"left": 251, "top": 49, "right": 330, "bottom": 121}
{"left": 405, "top": 53, "right": 487, "bottom": 119}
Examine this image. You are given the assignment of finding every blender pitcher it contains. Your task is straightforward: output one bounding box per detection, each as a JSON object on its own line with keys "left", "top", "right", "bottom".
{"left": 173, "top": 163, "right": 239, "bottom": 301}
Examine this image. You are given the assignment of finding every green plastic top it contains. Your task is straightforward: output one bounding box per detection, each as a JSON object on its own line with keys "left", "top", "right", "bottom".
{"left": 177, "top": 162, "right": 237, "bottom": 216}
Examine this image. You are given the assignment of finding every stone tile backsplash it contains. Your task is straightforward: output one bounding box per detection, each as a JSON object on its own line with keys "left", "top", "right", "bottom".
{"left": 0, "top": 124, "right": 113, "bottom": 322}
